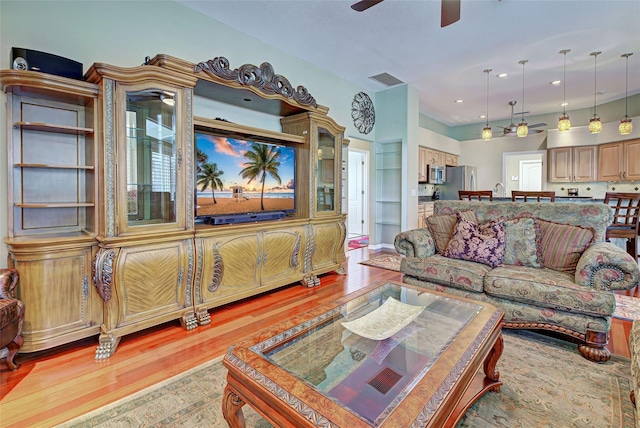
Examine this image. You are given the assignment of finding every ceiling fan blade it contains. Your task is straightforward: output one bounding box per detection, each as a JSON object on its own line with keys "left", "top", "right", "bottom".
{"left": 441, "top": 0, "right": 461, "bottom": 27}
{"left": 351, "top": 0, "right": 384, "bottom": 12}
{"left": 528, "top": 123, "right": 547, "bottom": 128}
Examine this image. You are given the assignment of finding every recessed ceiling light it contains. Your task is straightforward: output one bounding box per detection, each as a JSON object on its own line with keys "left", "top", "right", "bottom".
{"left": 497, "top": 73, "right": 508, "bottom": 78}
{"left": 560, "top": 102, "right": 569, "bottom": 106}
{"left": 455, "top": 99, "right": 463, "bottom": 103}
{"left": 551, "top": 80, "right": 562, "bottom": 85}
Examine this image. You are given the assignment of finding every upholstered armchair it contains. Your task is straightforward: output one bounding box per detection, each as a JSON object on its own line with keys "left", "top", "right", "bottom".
{"left": 0, "top": 268, "right": 25, "bottom": 370}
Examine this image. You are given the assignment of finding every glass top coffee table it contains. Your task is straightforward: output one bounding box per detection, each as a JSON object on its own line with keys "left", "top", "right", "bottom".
{"left": 222, "top": 280, "right": 504, "bottom": 427}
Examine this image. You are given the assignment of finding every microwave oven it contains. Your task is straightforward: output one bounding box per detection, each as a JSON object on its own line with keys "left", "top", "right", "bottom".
{"left": 427, "top": 165, "right": 444, "bottom": 184}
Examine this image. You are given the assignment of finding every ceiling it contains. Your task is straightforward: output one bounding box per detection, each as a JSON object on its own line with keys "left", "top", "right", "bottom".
{"left": 177, "top": 0, "right": 640, "bottom": 128}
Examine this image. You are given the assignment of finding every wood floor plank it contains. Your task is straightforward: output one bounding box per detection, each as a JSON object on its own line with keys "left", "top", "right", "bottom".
{"left": 0, "top": 247, "right": 633, "bottom": 427}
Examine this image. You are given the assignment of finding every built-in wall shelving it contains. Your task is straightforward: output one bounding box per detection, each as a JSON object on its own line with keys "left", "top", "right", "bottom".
{"left": 374, "top": 141, "right": 402, "bottom": 245}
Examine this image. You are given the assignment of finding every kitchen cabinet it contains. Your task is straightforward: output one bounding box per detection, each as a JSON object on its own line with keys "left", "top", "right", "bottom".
{"left": 548, "top": 146, "right": 597, "bottom": 183}
{"left": 445, "top": 153, "right": 459, "bottom": 167}
{"left": 598, "top": 139, "right": 640, "bottom": 181}
{"left": 418, "top": 146, "right": 457, "bottom": 182}
{"left": 418, "top": 202, "right": 434, "bottom": 229}
{"left": 418, "top": 146, "right": 428, "bottom": 181}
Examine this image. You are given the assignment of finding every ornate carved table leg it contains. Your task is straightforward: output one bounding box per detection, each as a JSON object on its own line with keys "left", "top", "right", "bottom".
{"left": 483, "top": 332, "right": 504, "bottom": 392}
{"left": 222, "top": 384, "right": 246, "bottom": 428}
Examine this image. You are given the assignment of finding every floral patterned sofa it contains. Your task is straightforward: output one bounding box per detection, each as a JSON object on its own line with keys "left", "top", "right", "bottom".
{"left": 394, "top": 200, "right": 640, "bottom": 362}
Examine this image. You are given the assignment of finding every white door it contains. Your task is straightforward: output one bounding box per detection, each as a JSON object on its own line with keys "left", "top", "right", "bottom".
{"left": 520, "top": 160, "right": 542, "bottom": 190}
{"left": 348, "top": 150, "right": 367, "bottom": 238}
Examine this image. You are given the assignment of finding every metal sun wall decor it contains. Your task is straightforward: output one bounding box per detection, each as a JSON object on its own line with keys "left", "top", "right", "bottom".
{"left": 352, "top": 92, "right": 375, "bottom": 134}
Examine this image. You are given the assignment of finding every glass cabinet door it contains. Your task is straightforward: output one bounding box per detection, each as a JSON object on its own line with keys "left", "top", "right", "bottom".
{"left": 124, "top": 88, "right": 178, "bottom": 227}
{"left": 316, "top": 127, "right": 336, "bottom": 213}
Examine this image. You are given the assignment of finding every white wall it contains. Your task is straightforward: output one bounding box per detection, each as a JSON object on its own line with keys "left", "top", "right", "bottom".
{"left": 458, "top": 133, "right": 547, "bottom": 191}
{"left": 418, "top": 127, "right": 461, "bottom": 155}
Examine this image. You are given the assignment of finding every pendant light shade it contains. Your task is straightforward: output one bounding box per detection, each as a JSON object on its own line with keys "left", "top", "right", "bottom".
{"left": 517, "top": 60, "right": 529, "bottom": 137}
{"left": 619, "top": 53, "right": 633, "bottom": 135}
{"left": 589, "top": 51, "right": 602, "bottom": 134}
{"left": 482, "top": 69, "right": 492, "bottom": 141}
{"left": 558, "top": 49, "right": 571, "bottom": 132}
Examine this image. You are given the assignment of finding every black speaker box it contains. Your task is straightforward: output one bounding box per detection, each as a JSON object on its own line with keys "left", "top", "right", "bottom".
{"left": 10, "top": 47, "right": 83, "bottom": 80}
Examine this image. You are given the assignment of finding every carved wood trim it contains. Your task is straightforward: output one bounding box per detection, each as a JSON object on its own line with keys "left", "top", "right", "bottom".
{"left": 194, "top": 57, "right": 317, "bottom": 108}
{"left": 93, "top": 248, "right": 116, "bottom": 301}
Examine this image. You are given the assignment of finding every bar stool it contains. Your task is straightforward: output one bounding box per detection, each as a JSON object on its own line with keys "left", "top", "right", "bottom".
{"left": 604, "top": 192, "right": 640, "bottom": 261}
{"left": 511, "top": 191, "right": 556, "bottom": 202}
{"left": 458, "top": 190, "right": 493, "bottom": 201}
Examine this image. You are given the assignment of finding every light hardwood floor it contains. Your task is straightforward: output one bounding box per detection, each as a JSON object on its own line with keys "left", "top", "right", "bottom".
{"left": 0, "top": 247, "right": 635, "bottom": 427}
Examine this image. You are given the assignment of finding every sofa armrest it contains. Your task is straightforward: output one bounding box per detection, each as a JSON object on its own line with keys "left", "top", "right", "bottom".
{"left": 575, "top": 242, "right": 640, "bottom": 291}
{"left": 394, "top": 228, "right": 436, "bottom": 258}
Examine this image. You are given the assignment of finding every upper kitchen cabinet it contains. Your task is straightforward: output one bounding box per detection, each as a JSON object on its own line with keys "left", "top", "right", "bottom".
{"left": 445, "top": 153, "right": 459, "bottom": 167}
{"left": 418, "top": 146, "right": 457, "bottom": 182}
{"left": 418, "top": 146, "right": 428, "bottom": 181}
{"left": 548, "top": 146, "right": 597, "bottom": 183}
{"left": 85, "top": 64, "right": 198, "bottom": 237}
{"left": 598, "top": 139, "right": 640, "bottom": 182}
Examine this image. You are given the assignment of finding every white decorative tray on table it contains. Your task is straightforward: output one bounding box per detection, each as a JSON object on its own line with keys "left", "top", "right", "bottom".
{"left": 341, "top": 297, "right": 425, "bottom": 341}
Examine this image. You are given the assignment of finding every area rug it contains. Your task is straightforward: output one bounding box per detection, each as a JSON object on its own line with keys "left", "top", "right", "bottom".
{"left": 58, "top": 330, "right": 634, "bottom": 428}
{"left": 348, "top": 235, "right": 369, "bottom": 250}
{"left": 359, "top": 253, "right": 403, "bottom": 270}
{"left": 360, "top": 254, "right": 640, "bottom": 321}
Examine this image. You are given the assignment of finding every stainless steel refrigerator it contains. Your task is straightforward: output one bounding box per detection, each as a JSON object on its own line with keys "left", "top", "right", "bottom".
{"left": 440, "top": 166, "right": 478, "bottom": 200}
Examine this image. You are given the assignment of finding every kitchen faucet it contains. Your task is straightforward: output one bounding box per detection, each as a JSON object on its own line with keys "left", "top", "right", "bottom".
{"left": 493, "top": 182, "right": 505, "bottom": 197}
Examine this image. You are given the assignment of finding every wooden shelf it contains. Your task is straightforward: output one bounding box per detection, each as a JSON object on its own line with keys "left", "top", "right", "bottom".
{"left": 194, "top": 116, "right": 306, "bottom": 145}
{"left": 13, "top": 121, "right": 94, "bottom": 135}
{"left": 15, "top": 163, "right": 94, "bottom": 170}
{"left": 15, "top": 202, "right": 95, "bottom": 208}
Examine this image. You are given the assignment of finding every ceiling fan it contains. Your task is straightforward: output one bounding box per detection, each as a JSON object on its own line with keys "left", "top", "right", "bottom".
{"left": 351, "top": 0, "right": 461, "bottom": 28}
{"left": 497, "top": 101, "right": 546, "bottom": 137}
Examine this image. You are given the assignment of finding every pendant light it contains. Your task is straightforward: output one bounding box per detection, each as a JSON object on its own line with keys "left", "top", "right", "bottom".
{"left": 558, "top": 49, "right": 571, "bottom": 132}
{"left": 482, "top": 69, "right": 492, "bottom": 141}
{"left": 588, "top": 51, "right": 602, "bottom": 134}
{"left": 516, "top": 60, "right": 528, "bottom": 137}
{"left": 619, "top": 53, "right": 633, "bottom": 135}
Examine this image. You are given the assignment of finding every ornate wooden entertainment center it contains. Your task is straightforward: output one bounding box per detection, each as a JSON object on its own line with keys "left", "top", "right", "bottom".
{"left": 0, "top": 54, "right": 347, "bottom": 358}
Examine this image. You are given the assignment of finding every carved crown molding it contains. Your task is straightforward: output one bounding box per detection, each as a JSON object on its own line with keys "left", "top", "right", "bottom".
{"left": 194, "top": 57, "right": 317, "bottom": 108}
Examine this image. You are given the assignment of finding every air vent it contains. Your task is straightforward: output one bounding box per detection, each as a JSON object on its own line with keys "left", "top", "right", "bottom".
{"left": 366, "top": 367, "right": 402, "bottom": 394}
{"left": 369, "top": 72, "right": 404, "bottom": 87}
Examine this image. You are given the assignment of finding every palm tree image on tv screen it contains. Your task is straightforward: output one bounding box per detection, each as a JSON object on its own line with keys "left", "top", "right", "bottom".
{"left": 195, "top": 132, "right": 296, "bottom": 221}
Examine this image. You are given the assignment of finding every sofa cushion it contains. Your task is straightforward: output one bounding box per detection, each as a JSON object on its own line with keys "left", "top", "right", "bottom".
{"left": 537, "top": 219, "right": 595, "bottom": 273}
{"left": 400, "top": 254, "right": 490, "bottom": 293}
{"left": 502, "top": 216, "right": 543, "bottom": 268}
{"left": 484, "top": 266, "right": 616, "bottom": 317}
{"left": 445, "top": 214, "right": 506, "bottom": 268}
{"left": 426, "top": 209, "right": 477, "bottom": 254}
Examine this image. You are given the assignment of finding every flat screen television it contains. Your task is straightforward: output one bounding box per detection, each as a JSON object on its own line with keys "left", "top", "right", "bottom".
{"left": 195, "top": 130, "right": 296, "bottom": 225}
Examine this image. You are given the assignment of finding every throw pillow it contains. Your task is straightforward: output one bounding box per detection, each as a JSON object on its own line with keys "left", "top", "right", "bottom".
{"left": 502, "top": 216, "right": 543, "bottom": 267}
{"left": 444, "top": 213, "right": 506, "bottom": 268}
{"left": 427, "top": 209, "right": 478, "bottom": 254}
{"left": 536, "top": 219, "right": 595, "bottom": 273}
